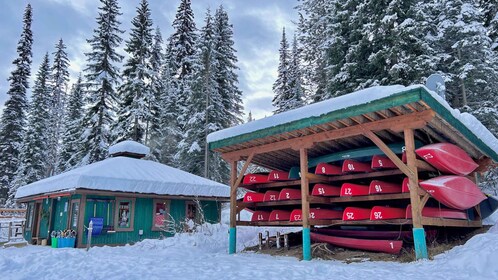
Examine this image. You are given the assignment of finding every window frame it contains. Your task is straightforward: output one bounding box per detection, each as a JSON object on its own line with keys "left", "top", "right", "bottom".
{"left": 151, "top": 199, "right": 170, "bottom": 231}
{"left": 114, "top": 197, "right": 135, "bottom": 232}
{"left": 185, "top": 201, "right": 200, "bottom": 223}
{"left": 25, "top": 202, "right": 34, "bottom": 231}
{"left": 67, "top": 199, "right": 80, "bottom": 230}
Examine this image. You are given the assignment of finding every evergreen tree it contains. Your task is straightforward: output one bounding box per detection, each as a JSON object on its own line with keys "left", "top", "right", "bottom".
{"left": 178, "top": 9, "right": 223, "bottom": 177}
{"left": 0, "top": 4, "right": 33, "bottom": 205}
{"left": 58, "top": 75, "right": 86, "bottom": 172}
{"left": 80, "top": 0, "right": 124, "bottom": 164}
{"left": 213, "top": 5, "right": 243, "bottom": 128}
{"left": 147, "top": 27, "right": 166, "bottom": 161}
{"left": 7, "top": 54, "right": 51, "bottom": 206}
{"left": 114, "top": 0, "right": 153, "bottom": 143}
{"left": 48, "top": 38, "right": 70, "bottom": 175}
{"left": 166, "top": 0, "right": 198, "bottom": 166}
{"left": 288, "top": 34, "right": 306, "bottom": 109}
{"left": 272, "top": 28, "right": 304, "bottom": 113}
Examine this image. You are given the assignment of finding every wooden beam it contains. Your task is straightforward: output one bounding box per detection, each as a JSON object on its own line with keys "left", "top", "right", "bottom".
{"left": 362, "top": 129, "right": 415, "bottom": 178}
{"left": 221, "top": 110, "right": 436, "bottom": 159}
{"left": 229, "top": 161, "right": 238, "bottom": 229}
{"left": 300, "top": 148, "right": 310, "bottom": 229}
{"left": 404, "top": 128, "right": 423, "bottom": 228}
{"left": 421, "top": 217, "right": 482, "bottom": 227}
{"left": 76, "top": 194, "right": 86, "bottom": 248}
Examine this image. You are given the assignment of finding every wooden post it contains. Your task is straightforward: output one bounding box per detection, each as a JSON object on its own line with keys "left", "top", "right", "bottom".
{"left": 404, "top": 128, "right": 428, "bottom": 260}
{"left": 229, "top": 160, "right": 237, "bottom": 254}
{"left": 300, "top": 148, "right": 311, "bottom": 261}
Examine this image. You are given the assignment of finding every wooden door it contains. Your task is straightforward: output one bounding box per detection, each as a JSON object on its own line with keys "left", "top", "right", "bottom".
{"left": 32, "top": 202, "right": 42, "bottom": 240}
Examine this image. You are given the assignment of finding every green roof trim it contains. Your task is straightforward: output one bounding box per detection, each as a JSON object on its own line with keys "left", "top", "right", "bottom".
{"left": 209, "top": 88, "right": 424, "bottom": 150}
{"left": 419, "top": 91, "right": 498, "bottom": 162}
{"left": 209, "top": 86, "right": 498, "bottom": 162}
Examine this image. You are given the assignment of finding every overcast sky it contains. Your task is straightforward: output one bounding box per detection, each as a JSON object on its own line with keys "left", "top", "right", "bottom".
{"left": 0, "top": 0, "right": 298, "bottom": 120}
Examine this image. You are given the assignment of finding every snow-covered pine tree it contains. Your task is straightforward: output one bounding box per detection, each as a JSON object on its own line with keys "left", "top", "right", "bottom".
{"left": 273, "top": 32, "right": 305, "bottom": 114}
{"left": 6, "top": 53, "right": 52, "bottom": 207}
{"left": 432, "top": 0, "right": 498, "bottom": 112}
{"left": 80, "top": 0, "right": 124, "bottom": 164}
{"left": 114, "top": 0, "right": 153, "bottom": 143}
{"left": 0, "top": 4, "right": 33, "bottom": 205}
{"left": 58, "top": 75, "right": 86, "bottom": 172}
{"left": 48, "top": 38, "right": 70, "bottom": 175}
{"left": 213, "top": 5, "right": 243, "bottom": 128}
{"left": 272, "top": 27, "right": 291, "bottom": 114}
{"left": 178, "top": 9, "right": 224, "bottom": 178}
{"left": 147, "top": 26, "right": 166, "bottom": 161}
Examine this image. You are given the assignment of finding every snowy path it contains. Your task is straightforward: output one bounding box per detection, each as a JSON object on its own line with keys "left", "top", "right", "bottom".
{"left": 1, "top": 223, "right": 498, "bottom": 280}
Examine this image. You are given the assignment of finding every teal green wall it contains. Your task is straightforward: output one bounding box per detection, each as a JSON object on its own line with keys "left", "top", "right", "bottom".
{"left": 23, "top": 195, "right": 222, "bottom": 246}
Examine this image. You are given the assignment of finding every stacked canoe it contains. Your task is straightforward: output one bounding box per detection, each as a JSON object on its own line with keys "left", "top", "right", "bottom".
{"left": 239, "top": 142, "right": 491, "bottom": 254}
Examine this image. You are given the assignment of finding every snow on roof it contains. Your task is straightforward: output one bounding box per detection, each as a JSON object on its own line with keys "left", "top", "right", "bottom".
{"left": 109, "top": 140, "right": 150, "bottom": 156}
{"left": 207, "top": 85, "right": 498, "bottom": 154}
{"left": 15, "top": 157, "right": 229, "bottom": 199}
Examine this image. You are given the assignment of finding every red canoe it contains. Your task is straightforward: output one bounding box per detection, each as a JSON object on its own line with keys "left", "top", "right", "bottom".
{"left": 370, "top": 206, "right": 405, "bottom": 220}
{"left": 402, "top": 177, "right": 424, "bottom": 193}
{"left": 251, "top": 210, "right": 271, "bottom": 222}
{"left": 268, "top": 210, "right": 291, "bottom": 221}
{"left": 311, "top": 184, "right": 341, "bottom": 197}
{"left": 406, "top": 204, "right": 468, "bottom": 220}
{"left": 419, "top": 176, "right": 486, "bottom": 210}
{"left": 342, "top": 207, "right": 371, "bottom": 221}
{"left": 288, "top": 209, "right": 342, "bottom": 221}
{"left": 371, "top": 155, "right": 398, "bottom": 169}
{"left": 309, "top": 208, "right": 343, "bottom": 220}
{"left": 340, "top": 183, "right": 369, "bottom": 197}
{"left": 415, "top": 143, "right": 478, "bottom": 176}
{"left": 314, "top": 228, "right": 437, "bottom": 241}
{"left": 369, "top": 180, "right": 402, "bottom": 195}
{"left": 243, "top": 192, "right": 265, "bottom": 203}
{"left": 342, "top": 159, "right": 373, "bottom": 173}
{"left": 268, "top": 170, "right": 291, "bottom": 181}
{"left": 289, "top": 209, "right": 303, "bottom": 222}
{"left": 243, "top": 173, "right": 269, "bottom": 185}
{"left": 315, "top": 162, "right": 343, "bottom": 175}
{"left": 279, "top": 188, "right": 301, "bottom": 200}
{"left": 263, "top": 190, "right": 279, "bottom": 202}
{"left": 310, "top": 232, "right": 403, "bottom": 254}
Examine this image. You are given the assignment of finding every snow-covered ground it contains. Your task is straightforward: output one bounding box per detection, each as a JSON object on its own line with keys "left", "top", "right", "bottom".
{"left": 1, "top": 210, "right": 497, "bottom": 280}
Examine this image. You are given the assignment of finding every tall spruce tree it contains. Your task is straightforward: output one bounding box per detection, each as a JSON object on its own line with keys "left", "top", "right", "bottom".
{"left": 147, "top": 27, "right": 166, "bottom": 161}
{"left": 7, "top": 53, "right": 51, "bottom": 206}
{"left": 48, "top": 38, "right": 70, "bottom": 175}
{"left": 213, "top": 5, "right": 243, "bottom": 128}
{"left": 114, "top": 0, "right": 153, "bottom": 143}
{"left": 272, "top": 28, "right": 291, "bottom": 114}
{"left": 288, "top": 34, "right": 306, "bottom": 109}
{"left": 178, "top": 9, "right": 223, "bottom": 177}
{"left": 80, "top": 0, "right": 124, "bottom": 164}
{"left": 166, "top": 0, "right": 198, "bottom": 166}
{"left": 0, "top": 4, "right": 33, "bottom": 205}
{"left": 58, "top": 75, "right": 86, "bottom": 172}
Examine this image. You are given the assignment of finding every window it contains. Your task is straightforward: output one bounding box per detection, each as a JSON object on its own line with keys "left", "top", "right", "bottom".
{"left": 114, "top": 198, "right": 135, "bottom": 232}
{"left": 152, "top": 200, "right": 170, "bottom": 231}
{"left": 25, "top": 203, "right": 34, "bottom": 231}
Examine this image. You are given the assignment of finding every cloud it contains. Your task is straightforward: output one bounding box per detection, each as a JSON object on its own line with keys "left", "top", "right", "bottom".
{"left": 45, "top": 0, "right": 95, "bottom": 16}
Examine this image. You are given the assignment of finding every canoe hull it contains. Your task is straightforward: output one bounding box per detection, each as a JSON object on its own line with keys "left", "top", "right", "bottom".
{"left": 342, "top": 159, "right": 373, "bottom": 173}
{"left": 369, "top": 180, "right": 402, "bottom": 195}
{"left": 263, "top": 190, "right": 280, "bottom": 202}
{"left": 289, "top": 208, "right": 342, "bottom": 221}
{"left": 243, "top": 173, "right": 269, "bottom": 185}
{"left": 371, "top": 155, "right": 398, "bottom": 169}
{"left": 415, "top": 143, "right": 478, "bottom": 176}
{"left": 311, "top": 184, "right": 341, "bottom": 197}
{"left": 341, "top": 183, "right": 369, "bottom": 197}
{"left": 279, "top": 188, "right": 301, "bottom": 200}
{"left": 406, "top": 204, "right": 468, "bottom": 220}
{"left": 343, "top": 207, "right": 371, "bottom": 221}
{"left": 269, "top": 210, "right": 291, "bottom": 221}
{"left": 370, "top": 206, "right": 405, "bottom": 220}
{"left": 315, "top": 162, "right": 343, "bottom": 175}
{"left": 243, "top": 192, "right": 265, "bottom": 203}
{"left": 251, "top": 211, "right": 271, "bottom": 222}
{"left": 310, "top": 232, "right": 403, "bottom": 254}
{"left": 268, "top": 170, "right": 291, "bottom": 181}
{"left": 419, "top": 176, "right": 486, "bottom": 210}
